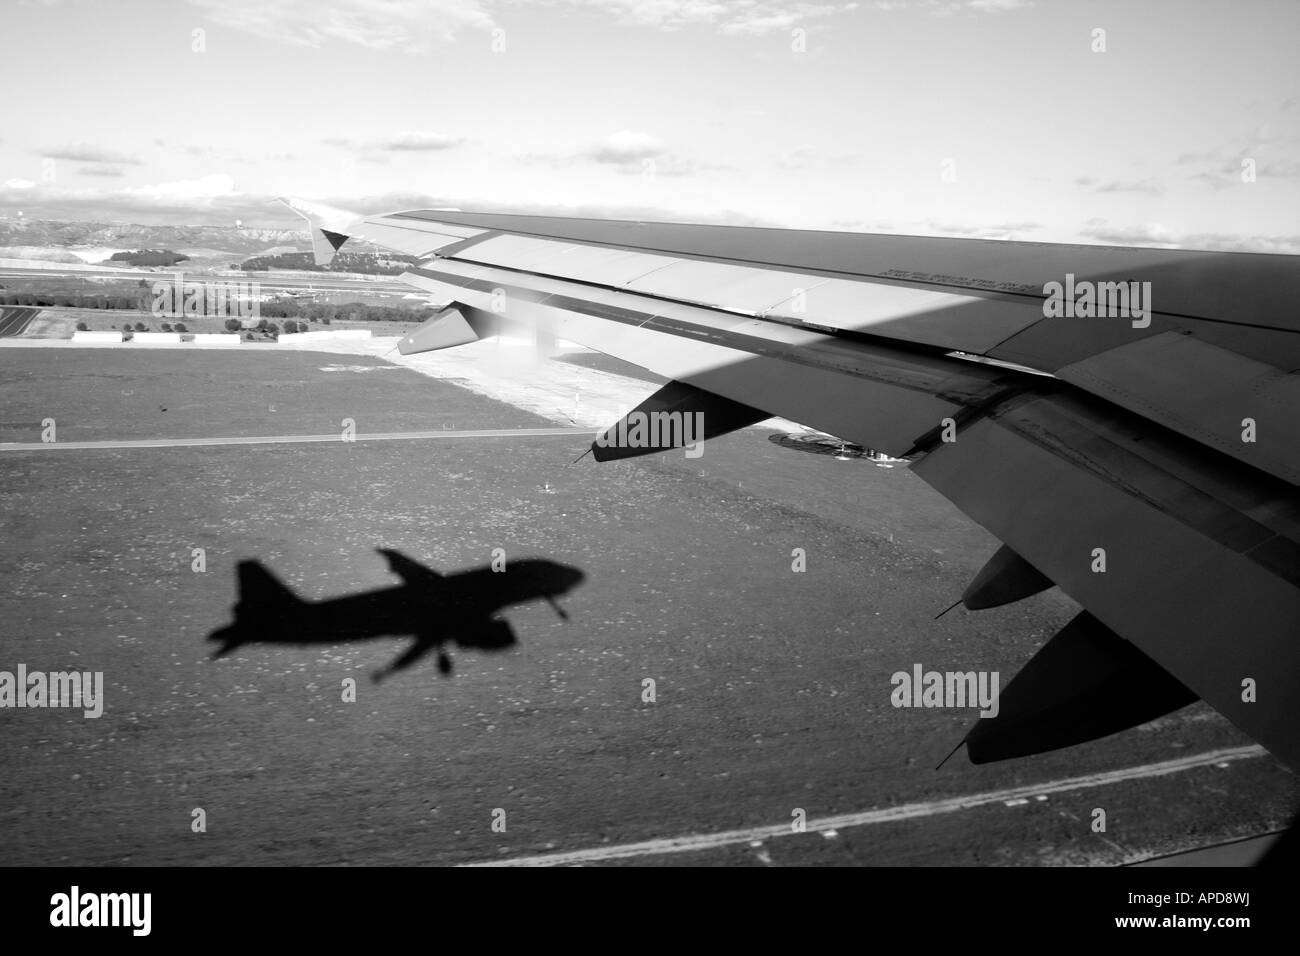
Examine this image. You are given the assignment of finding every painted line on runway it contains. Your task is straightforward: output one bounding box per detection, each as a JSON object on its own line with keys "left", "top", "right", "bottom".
{"left": 0, "top": 427, "right": 597, "bottom": 451}
{"left": 463, "top": 744, "right": 1267, "bottom": 867}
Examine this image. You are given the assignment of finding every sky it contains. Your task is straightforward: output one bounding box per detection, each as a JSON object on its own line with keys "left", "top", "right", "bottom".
{"left": 1, "top": 0, "right": 1297, "bottom": 250}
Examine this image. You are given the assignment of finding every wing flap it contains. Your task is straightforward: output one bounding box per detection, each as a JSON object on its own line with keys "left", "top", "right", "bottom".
{"left": 397, "top": 306, "right": 481, "bottom": 355}
{"left": 962, "top": 544, "right": 1054, "bottom": 610}
{"left": 964, "top": 611, "right": 1198, "bottom": 763}
{"left": 591, "top": 380, "right": 769, "bottom": 461}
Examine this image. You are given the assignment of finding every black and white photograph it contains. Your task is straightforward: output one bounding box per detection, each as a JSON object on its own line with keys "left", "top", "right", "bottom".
{"left": 0, "top": 0, "right": 1295, "bottom": 927}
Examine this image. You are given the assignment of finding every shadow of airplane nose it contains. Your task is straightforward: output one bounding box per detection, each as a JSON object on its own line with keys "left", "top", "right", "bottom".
{"left": 557, "top": 564, "right": 586, "bottom": 590}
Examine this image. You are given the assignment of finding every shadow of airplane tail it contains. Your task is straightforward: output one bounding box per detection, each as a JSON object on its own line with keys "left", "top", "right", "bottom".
{"left": 209, "top": 562, "right": 303, "bottom": 658}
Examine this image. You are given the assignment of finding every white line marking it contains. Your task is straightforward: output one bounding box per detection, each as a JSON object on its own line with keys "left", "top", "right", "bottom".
{"left": 0, "top": 427, "right": 596, "bottom": 452}
{"left": 462, "top": 745, "right": 1266, "bottom": 867}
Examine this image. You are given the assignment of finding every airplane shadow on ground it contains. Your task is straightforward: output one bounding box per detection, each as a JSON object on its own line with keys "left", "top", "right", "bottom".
{"left": 206, "top": 548, "right": 585, "bottom": 682}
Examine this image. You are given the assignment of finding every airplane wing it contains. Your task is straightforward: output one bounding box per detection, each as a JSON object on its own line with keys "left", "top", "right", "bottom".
{"left": 376, "top": 548, "right": 444, "bottom": 587}
{"left": 291, "top": 200, "right": 1300, "bottom": 771}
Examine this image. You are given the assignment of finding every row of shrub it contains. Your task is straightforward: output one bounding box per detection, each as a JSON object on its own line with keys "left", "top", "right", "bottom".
{"left": 1, "top": 293, "right": 432, "bottom": 325}
{"left": 70, "top": 318, "right": 329, "bottom": 336}
{"left": 256, "top": 297, "right": 430, "bottom": 323}
{"left": 75, "top": 322, "right": 190, "bottom": 333}
{"left": 1, "top": 292, "right": 147, "bottom": 309}
{"left": 108, "top": 250, "right": 189, "bottom": 267}
{"left": 238, "top": 252, "right": 419, "bottom": 275}
{"left": 74, "top": 323, "right": 278, "bottom": 343}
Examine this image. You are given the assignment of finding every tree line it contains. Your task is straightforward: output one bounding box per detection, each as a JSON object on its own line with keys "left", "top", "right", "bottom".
{"left": 0, "top": 291, "right": 147, "bottom": 310}
{"left": 108, "top": 250, "right": 190, "bottom": 266}
{"left": 237, "top": 251, "right": 420, "bottom": 275}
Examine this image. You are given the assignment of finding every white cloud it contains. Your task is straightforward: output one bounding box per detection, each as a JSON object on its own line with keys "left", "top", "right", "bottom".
{"left": 324, "top": 131, "right": 465, "bottom": 152}
{"left": 574, "top": 1, "right": 858, "bottom": 35}
{"left": 186, "top": 0, "right": 495, "bottom": 51}
{"left": 588, "top": 130, "right": 665, "bottom": 164}
{"left": 184, "top": 0, "right": 860, "bottom": 47}
{"left": 123, "top": 174, "right": 239, "bottom": 202}
{"left": 561, "top": 131, "right": 728, "bottom": 176}
{"left": 874, "top": 0, "right": 1033, "bottom": 14}
{"left": 0, "top": 173, "right": 247, "bottom": 225}
{"left": 40, "top": 143, "right": 143, "bottom": 165}
{"left": 77, "top": 165, "right": 125, "bottom": 178}
{"left": 0, "top": 175, "right": 269, "bottom": 224}
{"left": 1092, "top": 178, "right": 1165, "bottom": 196}
{"left": 1074, "top": 221, "right": 1300, "bottom": 253}
{"left": 966, "top": 0, "right": 1032, "bottom": 11}
{"left": 385, "top": 131, "right": 465, "bottom": 151}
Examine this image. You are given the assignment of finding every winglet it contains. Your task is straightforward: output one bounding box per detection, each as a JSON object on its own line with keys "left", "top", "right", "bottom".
{"left": 277, "top": 196, "right": 359, "bottom": 266}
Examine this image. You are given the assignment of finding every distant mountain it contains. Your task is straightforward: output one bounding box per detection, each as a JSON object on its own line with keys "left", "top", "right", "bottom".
{"left": 0, "top": 218, "right": 309, "bottom": 261}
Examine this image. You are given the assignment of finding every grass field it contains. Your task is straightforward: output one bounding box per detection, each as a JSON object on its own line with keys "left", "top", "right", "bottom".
{"left": 1, "top": 349, "right": 1294, "bottom": 866}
